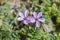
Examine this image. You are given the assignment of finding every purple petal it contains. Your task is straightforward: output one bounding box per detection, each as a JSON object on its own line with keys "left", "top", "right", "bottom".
{"left": 37, "top": 12, "right": 42, "bottom": 18}
{"left": 23, "top": 19, "right": 28, "bottom": 25}
{"left": 33, "top": 12, "right": 37, "bottom": 18}
{"left": 36, "top": 21, "right": 40, "bottom": 27}
{"left": 18, "top": 12, "right": 24, "bottom": 18}
{"left": 29, "top": 17, "right": 35, "bottom": 23}
{"left": 38, "top": 18, "right": 45, "bottom": 22}
{"left": 27, "top": 16, "right": 31, "bottom": 20}
{"left": 25, "top": 9, "right": 29, "bottom": 17}
{"left": 17, "top": 17, "right": 24, "bottom": 21}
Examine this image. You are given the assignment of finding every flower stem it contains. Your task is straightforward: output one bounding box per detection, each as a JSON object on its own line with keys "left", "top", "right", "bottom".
{"left": 25, "top": 25, "right": 29, "bottom": 40}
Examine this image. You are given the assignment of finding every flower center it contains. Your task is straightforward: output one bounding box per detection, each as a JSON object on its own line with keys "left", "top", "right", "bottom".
{"left": 35, "top": 18, "right": 38, "bottom": 21}
{"left": 24, "top": 17, "right": 27, "bottom": 20}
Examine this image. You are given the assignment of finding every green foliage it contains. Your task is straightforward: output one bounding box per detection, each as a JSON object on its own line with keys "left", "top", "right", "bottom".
{"left": 0, "top": 0, "right": 60, "bottom": 40}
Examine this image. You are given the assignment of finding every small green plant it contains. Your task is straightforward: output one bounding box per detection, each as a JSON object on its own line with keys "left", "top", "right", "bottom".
{"left": 0, "top": 0, "right": 60, "bottom": 40}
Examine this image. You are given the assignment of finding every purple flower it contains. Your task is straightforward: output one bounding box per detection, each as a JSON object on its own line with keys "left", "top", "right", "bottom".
{"left": 29, "top": 12, "right": 45, "bottom": 27}
{"left": 17, "top": 9, "right": 29, "bottom": 25}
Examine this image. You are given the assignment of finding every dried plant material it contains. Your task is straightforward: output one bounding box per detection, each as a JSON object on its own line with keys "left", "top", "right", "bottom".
{"left": 10, "top": 9, "right": 15, "bottom": 13}
{"left": 21, "top": 0, "right": 27, "bottom": 2}
{"left": 43, "top": 19, "right": 55, "bottom": 33}
{"left": 6, "top": 0, "right": 20, "bottom": 9}
{"left": 43, "top": 24, "right": 52, "bottom": 33}
{"left": 1, "top": 16, "right": 5, "bottom": 19}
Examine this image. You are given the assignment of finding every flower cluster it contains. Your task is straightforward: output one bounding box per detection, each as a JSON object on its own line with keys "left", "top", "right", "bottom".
{"left": 18, "top": 9, "right": 45, "bottom": 27}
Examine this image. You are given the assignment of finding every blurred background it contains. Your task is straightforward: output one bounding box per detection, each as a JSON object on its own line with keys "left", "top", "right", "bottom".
{"left": 0, "top": 0, "right": 60, "bottom": 40}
